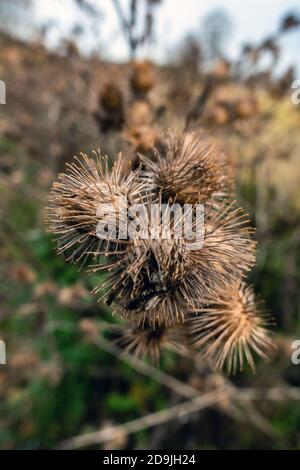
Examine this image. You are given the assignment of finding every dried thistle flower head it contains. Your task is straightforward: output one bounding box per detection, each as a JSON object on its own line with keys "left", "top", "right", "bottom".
{"left": 140, "top": 130, "right": 231, "bottom": 204}
{"left": 94, "top": 83, "right": 125, "bottom": 132}
{"left": 100, "top": 83, "right": 124, "bottom": 113}
{"left": 115, "top": 321, "right": 185, "bottom": 363}
{"left": 206, "top": 104, "right": 231, "bottom": 125}
{"left": 45, "top": 151, "right": 146, "bottom": 268}
{"left": 186, "top": 283, "right": 274, "bottom": 374}
{"left": 45, "top": 128, "right": 269, "bottom": 372}
{"left": 122, "top": 125, "right": 158, "bottom": 155}
{"left": 130, "top": 60, "right": 155, "bottom": 96}
{"left": 193, "top": 202, "right": 256, "bottom": 285}
{"left": 122, "top": 125, "right": 160, "bottom": 170}
{"left": 126, "top": 100, "right": 153, "bottom": 127}
{"left": 95, "top": 203, "right": 196, "bottom": 327}
{"left": 106, "top": 199, "right": 255, "bottom": 328}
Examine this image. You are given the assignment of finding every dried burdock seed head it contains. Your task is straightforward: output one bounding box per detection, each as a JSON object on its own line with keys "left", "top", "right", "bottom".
{"left": 115, "top": 272, "right": 189, "bottom": 328}
{"left": 100, "top": 83, "right": 124, "bottom": 113}
{"left": 94, "top": 82, "right": 125, "bottom": 132}
{"left": 95, "top": 207, "right": 195, "bottom": 327}
{"left": 186, "top": 282, "right": 275, "bottom": 374}
{"left": 122, "top": 125, "right": 160, "bottom": 170}
{"left": 103, "top": 199, "right": 255, "bottom": 329}
{"left": 140, "top": 130, "right": 231, "bottom": 204}
{"left": 115, "top": 320, "right": 185, "bottom": 363}
{"left": 45, "top": 151, "right": 147, "bottom": 269}
{"left": 45, "top": 126, "right": 263, "bottom": 373}
{"left": 206, "top": 104, "right": 231, "bottom": 125}
{"left": 126, "top": 100, "right": 153, "bottom": 127}
{"left": 189, "top": 201, "right": 256, "bottom": 287}
{"left": 130, "top": 60, "right": 155, "bottom": 96}
{"left": 122, "top": 125, "right": 158, "bottom": 155}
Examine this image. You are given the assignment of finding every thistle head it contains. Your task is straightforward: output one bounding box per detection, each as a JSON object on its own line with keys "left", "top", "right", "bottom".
{"left": 45, "top": 128, "right": 271, "bottom": 374}
{"left": 115, "top": 321, "right": 184, "bottom": 363}
{"left": 186, "top": 283, "right": 275, "bottom": 374}
{"left": 130, "top": 60, "right": 156, "bottom": 96}
{"left": 122, "top": 125, "right": 158, "bottom": 157}
{"left": 100, "top": 83, "right": 124, "bottom": 113}
{"left": 45, "top": 151, "right": 146, "bottom": 268}
{"left": 95, "top": 82, "right": 125, "bottom": 132}
{"left": 126, "top": 100, "right": 153, "bottom": 127}
{"left": 140, "top": 130, "right": 231, "bottom": 204}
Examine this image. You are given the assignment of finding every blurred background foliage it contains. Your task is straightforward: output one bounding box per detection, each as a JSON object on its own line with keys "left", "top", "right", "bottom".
{"left": 0, "top": 0, "right": 300, "bottom": 450}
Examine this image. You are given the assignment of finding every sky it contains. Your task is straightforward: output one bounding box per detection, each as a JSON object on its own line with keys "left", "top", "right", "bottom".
{"left": 33, "top": 0, "right": 300, "bottom": 72}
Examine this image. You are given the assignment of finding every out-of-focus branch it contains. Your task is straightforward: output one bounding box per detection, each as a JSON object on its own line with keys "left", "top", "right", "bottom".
{"left": 48, "top": 318, "right": 300, "bottom": 449}
{"left": 59, "top": 385, "right": 300, "bottom": 449}
{"left": 94, "top": 333, "right": 201, "bottom": 400}
{"left": 59, "top": 386, "right": 228, "bottom": 449}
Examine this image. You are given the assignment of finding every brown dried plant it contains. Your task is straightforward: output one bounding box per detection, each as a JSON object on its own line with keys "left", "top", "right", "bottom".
{"left": 130, "top": 60, "right": 156, "bottom": 97}
{"left": 46, "top": 130, "right": 274, "bottom": 372}
{"left": 186, "top": 282, "right": 275, "bottom": 374}
{"left": 140, "top": 130, "right": 231, "bottom": 204}
{"left": 115, "top": 321, "right": 185, "bottom": 363}
{"left": 94, "top": 82, "right": 125, "bottom": 132}
{"left": 45, "top": 151, "right": 147, "bottom": 268}
{"left": 109, "top": 198, "right": 256, "bottom": 329}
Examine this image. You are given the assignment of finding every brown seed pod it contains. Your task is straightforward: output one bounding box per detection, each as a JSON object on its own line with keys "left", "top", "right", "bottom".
{"left": 130, "top": 60, "right": 156, "bottom": 96}
{"left": 114, "top": 320, "right": 186, "bottom": 363}
{"left": 126, "top": 100, "right": 153, "bottom": 127}
{"left": 45, "top": 151, "right": 148, "bottom": 269}
{"left": 186, "top": 282, "right": 275, "bottom": 374}
{"left": 93, "top": 200, "right": 195, "bottom": 327}
{"left": 45, "top": 129, "right": 264, "bottom": 373}
{"left": 122, "top": 125, "right": 158, "bottom": 155}
{"left": 100, "top": 83, "right": 124, "bottom": 113}
{"left": 206, "top": 104, "right": 231, "bottom": 125}
{"left": 122, "top": 125, "right": 160, "bottom": 170}
{"left": 101, "top": 197, "right": 256, "bottom": 328}
{"left": 94, "top": 83, "right": 125, "bottom": 132}
{"left": 140, "top": 130, "right": 231, "bottom": 204}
